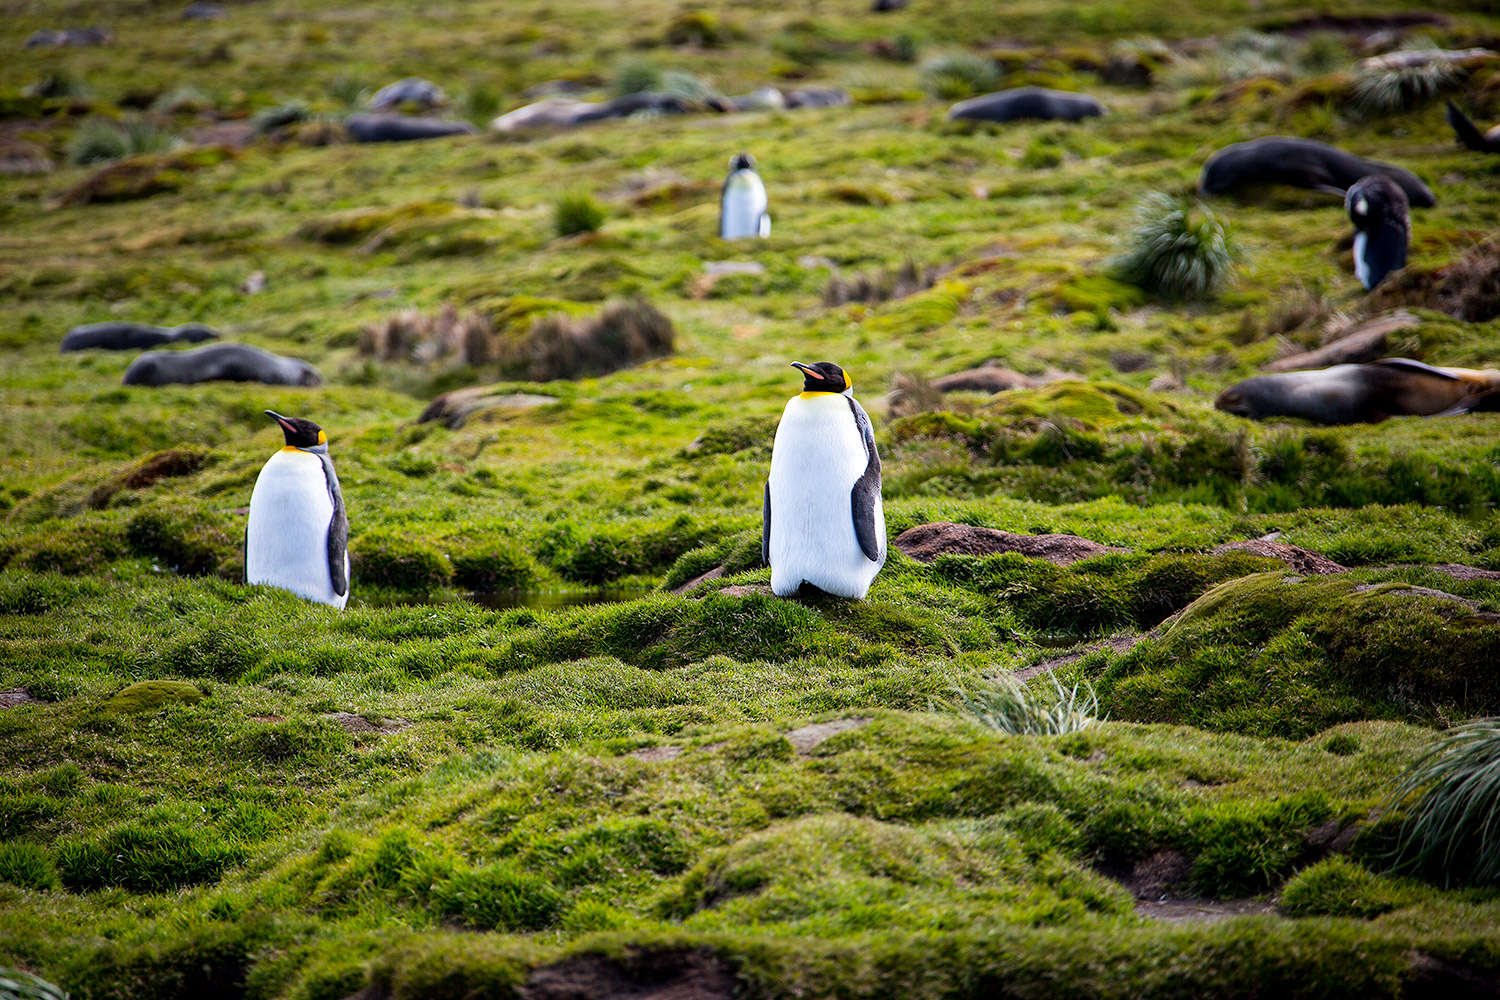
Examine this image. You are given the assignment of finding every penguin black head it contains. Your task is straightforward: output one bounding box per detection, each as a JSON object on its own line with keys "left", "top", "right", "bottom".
{"left": 791, "top": 361, "right": 852, "bottom": 394}
{"left": 266, "top": 410, "right": 326, "bottom": 449}
{"left": 729, "top": 152, "right": 756, "bottom": 172}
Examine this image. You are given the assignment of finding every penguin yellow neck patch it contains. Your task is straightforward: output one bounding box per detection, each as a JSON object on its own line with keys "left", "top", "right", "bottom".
{"left": 799, "top": 391, "right": 840, "bottom": 399}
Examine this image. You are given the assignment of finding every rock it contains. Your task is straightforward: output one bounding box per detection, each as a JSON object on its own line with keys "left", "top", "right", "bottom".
{"left": 725, "top": 86, "right": 786, "bottom": 111}
{"left": 1208, "top": 539, "right": 1346, "bottom": 575}
{"left": 327, "top": 712, "right": 411, "bottom": 734}
{"left": 702, "top": 261, "right": 766, "bottom": 277}
{"left": 1361, "top": 48, "right": 1498, "bottom": 72}
{"left": 784, "top": 718, "right": 870, "bottom": 754}
{"left": 1148, "top": 373, "right": 1186, "bottom": 392}
{"left": 241, "top": 270, "right": 266, "bottom": 295}
{"left": 418, "top": 388, "right": 561, "bottom": 429}
{"left": 1263, "top": 311, "right": 1420, "bottom": 373}
{"left": 784, "top": 86, "right": 851, "bottom": 109}
{"left": 0, "top": 689, "right": 42, "bottom": 710}
{"left": 105, "top": 681, "right": 204, "bottom": 714}
{"left": 894, "top": 521, "right": 1127, "bottom": 566}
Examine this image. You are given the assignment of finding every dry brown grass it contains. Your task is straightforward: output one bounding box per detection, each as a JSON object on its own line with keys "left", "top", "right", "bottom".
{"left": 823, "top": 260, "right": 941, "bottom": 306}
{"left": 359, "top": 303, "right": 495, "bottom": 365}
{"left": 511, "top": 297, "right": 675, "bottom": 381}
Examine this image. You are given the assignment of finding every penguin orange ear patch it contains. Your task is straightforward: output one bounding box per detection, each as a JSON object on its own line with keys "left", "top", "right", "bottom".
{"left": 317, "top": 430, "right": 327, "bottom": 444}
{"left": 844, "top": 371, "right": 852, "bottom": 389}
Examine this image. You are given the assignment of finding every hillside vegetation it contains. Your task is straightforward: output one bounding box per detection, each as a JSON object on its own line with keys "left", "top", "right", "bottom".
{"left": 2, "top": 0, "right": 1500, "bottom": 997}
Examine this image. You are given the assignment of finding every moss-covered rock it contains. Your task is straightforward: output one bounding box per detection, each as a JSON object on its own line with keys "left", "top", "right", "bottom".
{"left": 104, "top": 680, "right": 206, "bottom": 714}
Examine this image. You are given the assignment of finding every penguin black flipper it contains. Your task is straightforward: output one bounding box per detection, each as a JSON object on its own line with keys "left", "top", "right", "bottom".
{"left": 319, "top": 454, "right": 349, "bottom": 597}
{"left": 847, "top": 397, "right": 883, "bottom": 563}
{"left": 1446, "top": 101, "right": 1495, "bottom": 153}
{"left": 762, "top": 481, "right": 772, "bottom": 567}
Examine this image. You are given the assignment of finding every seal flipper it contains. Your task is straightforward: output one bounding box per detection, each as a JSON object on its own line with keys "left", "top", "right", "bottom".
{"left": 319, "top": 454, "right": 349, "bottom": 597}
{"left": 1447, "top": 101, "right": 1497, "bottom": 153}
{"left": 1371, "top": 358, "right": 1463, "bottom": 381}
{"left": 846, "top": 396, "right": 883, "bottom": 563}
{"left": 762, "top": 480, "right": 772, "bottom": 567}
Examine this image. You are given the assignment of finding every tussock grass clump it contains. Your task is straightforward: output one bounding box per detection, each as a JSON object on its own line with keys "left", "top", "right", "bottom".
{"left": 429, "top": 863, "right": 565, "bottom": 931}
{"left": 952, "top": 672, "right": 1100, "bottom": 736}
{"left": 1351, "top": 56, "right": 1458, "bottom": 116}
{"left": 351, "top": 530, "right": 451, "bottom": 593}
{"left": 0, "top": 842, "right": 58, "bottom": 891}
{"left": 919, "top": 51, "right": 999, "bottom": 98}
{"left": 613, "top": 59, "right": 663, "bottom": 96}
{"left": 66, "top": 118, "right": 180, "bottom": 166}
{"left": 824, "top": 261, "right": 940, "bottom": 306}
{"left": 0, "top": 967, "right": 68, "bottom": 1000}
{"left": 450, "top": 540, "right": 538, "bottom": 592}
{"left": 150, "top": 84, "right": 213, "bottom": 114}
{"left": 1384, "top": 718, "right": 1500, "bottom": 885}
{"left": 553, "top": 191, "right": 606, "bottom": 237}
{"left": 54, "top": 823, "right": 245, "bottom": 892}
{"left": 1279, "top": 856, "right": 1415, "bottom": 918}
{"left": 510, "top": 297, "right": 674, "bottom": 382}
{"left": 25, "top": 70, "right": 90, "bottom": 99}
{"left": 250, "top": 99, "right": 312, "bottom": 134}
{"left": 359, "top": 303, "right": 495, "bottom": 366}
{"left": 1109, "top": 191, "right": 1239, "bottom": 301}
{"left": 460, "top": 84, "right": 502, "bottom": 126}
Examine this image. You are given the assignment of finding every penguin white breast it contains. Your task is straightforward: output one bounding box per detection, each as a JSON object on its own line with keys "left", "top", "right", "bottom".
{"left": 246, "top": 449, "right": 345, "bottom": 608}
{"left": 721, "top": 170, "right": 769, "bottom": 239}
{"left": 767, "top": 394, "right": 884, "bottom": 599}
{"left": 1353, "top": 231, "right": 1370, "bottom": 289}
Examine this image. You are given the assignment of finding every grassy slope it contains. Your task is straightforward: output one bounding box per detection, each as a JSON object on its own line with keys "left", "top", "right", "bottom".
{"left": 3, "top": 0, "right": 1500, "bottom": 996}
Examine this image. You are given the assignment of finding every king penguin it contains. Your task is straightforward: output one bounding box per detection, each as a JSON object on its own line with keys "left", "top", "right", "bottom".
{"left": 763, "top": 361, "right": 885, "bottom": 599}
{"left": 1346, "top": 174, "right": 1409, "bottom": 291}
{"left": 719, "top": 152, "right": 770, "bottom": 239}
{"left": 245, "top": 410, "right": 349, "bottom": 609}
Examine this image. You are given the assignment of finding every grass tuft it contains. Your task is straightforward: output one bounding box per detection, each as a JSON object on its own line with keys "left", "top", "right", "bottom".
{"left": 919, "top": 51, "right": 999, "bottom": 99}
{"left": 1109, "top": 191, "right": 1239, "bottom": 300}
{"left": 951, "top": 672, "right": 1100, "bottom": 736}
{"left": 0, "top": 968, "right": 69, "bottom": 1000}
{"left": 1383, "top": 718, "right": 1500, "bottom": 886}
{"left": 553, "top": 191, "right": 606, "bottom": 237}
{"left": 1351, "top": 55, "right": 1458, "bottom": 116}
{"left": 250, "top": 100, "right": 313, "bottom": 134}
{"left": 614, "top": 58, "right": 663, "bottom": 96}
{"left": 66, "top": 118, "right": 180, "bottom": 166}
{"left": 0, "top": 843, "right": 58, "bottom": 892}
{"left": 516, "top": 297, "right": 675, "bottom": 382}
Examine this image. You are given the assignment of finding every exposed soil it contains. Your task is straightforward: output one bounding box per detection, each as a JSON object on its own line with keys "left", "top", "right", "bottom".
{"left": 629, "top": 746, "right": 683, "bottom": 762}
{"left": 670, "top": 565, "right": 725, "bottom": 595}
{"left": 1014, "top": 634, "right": 1142, "bottom": 682}
{"left": 1209, "top": 539, "right": 1347, "bottom": 575}
{"left": 520, "top": 949, "right": 740, "bottom": 1000}
{"left": 1260, "top": 11, "right": 1452, "bottom": 36}
{"left": 327, "top": 712, "right": 412, "bottom": 734}
{"left": 1136, "top": 898, "right": 1278, "bottom": 922}
{"left": 1422, "top": 563, "right": 1500, "bottom": 582}
{"left": 894, "top": 522, "right": 1126, "bottom": 566}
{"left": 784, "top": 717, "right": 870, "bottom": 754}
{"left": 0, "top": 688, "right": 41, "bottom": 709}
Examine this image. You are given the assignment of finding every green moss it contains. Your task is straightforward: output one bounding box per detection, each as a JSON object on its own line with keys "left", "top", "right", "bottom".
{"left": 104, "top": 680, "right": 205, "bottom": 715}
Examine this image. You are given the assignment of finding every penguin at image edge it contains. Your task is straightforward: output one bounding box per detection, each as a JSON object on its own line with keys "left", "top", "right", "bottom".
{"left": 1346, "top": 174, "right": 1410, "bottom": 291}
{"left": 719, "top": 152, "right": 770, "bottom": 239}
{"left": 245, "top": 410, "right": 349, "bottom": 609}
{"left": 763, "top": 361, "right": 885, "bottom": 599}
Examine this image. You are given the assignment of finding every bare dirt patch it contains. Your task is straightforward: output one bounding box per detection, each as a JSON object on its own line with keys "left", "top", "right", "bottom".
{"left": 894, "top": 522, "right": 1126, "bottom": 566}
{"left": 1210, "top": 539, "right": 1346, "bottom": 575}
{"left": 327, "top": 712, "right": 412, "bottom": 734}
{"left": 0, "top": 688, "right": 42, "bottom": 709}
{"left": 520, "top": 949, "right": 739, "bottom": 1000}
{"left": 629, "top": 746, "right": 683, "bottom": 763}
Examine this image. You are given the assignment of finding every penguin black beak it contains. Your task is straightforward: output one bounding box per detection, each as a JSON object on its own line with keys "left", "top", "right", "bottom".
{"left": 264, "top": 409, "right": 297, "bottom": 434}
{"left": 790, "top": 362, "right": 825, "bottom": 380}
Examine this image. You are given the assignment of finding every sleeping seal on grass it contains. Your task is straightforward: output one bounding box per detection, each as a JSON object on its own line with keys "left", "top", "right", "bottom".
{"left": 123, "top": 343, "right": 322, "bottom": 387}
{"left": 62, "top": 322, "right": 219, "bottom": 352}
{"left": 1199, "top": 136, "right": 1436, "bottom": 207}
{"left": 1215, "top": 359, "right": 1500, "bottom": 425}
{"left": 344, "top": 114, "right": 477, "bottom": 143}
{"left": 948, "top": 87, "right": 1106, "bottom": 123}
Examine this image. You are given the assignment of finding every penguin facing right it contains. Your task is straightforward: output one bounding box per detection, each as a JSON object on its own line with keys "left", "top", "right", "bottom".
{"left": 1346, "top": 174, "right": 1409, "bottom": 291}
{"left": 245, "top": 410, "right": 349, "bottom": 609}
{"left": 719, "top": 153, "right": 770, "bottom": 240}
{"left": 763, "top": 361, "right": 885, "bottom": 599}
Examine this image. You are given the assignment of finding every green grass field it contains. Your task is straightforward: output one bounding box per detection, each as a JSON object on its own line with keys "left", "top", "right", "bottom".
{"left": 3, "top": 0, "right": 1500, "bottom": 996}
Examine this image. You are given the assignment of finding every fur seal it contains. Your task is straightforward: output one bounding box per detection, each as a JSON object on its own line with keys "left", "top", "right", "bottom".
{"left": 367, "top": 78, "right": 446, "bottom": 112}
{"left": 25, "top": 27, "right": 112, "bottom": 48}
{"left": 61, "top": 322, "right": 219, "bottom": 353}
{"left": 490, "top": 93, "right": 692, "bottom": 132}
{"left": 1199, "top": 137, "right": 1437, "bottom": 208}
{"left": 1215, "top": 359, "right": 1500, "bottom": 424}
{"left": 948, "top": 87, "right": 1106, "bottom": 123}
{"left": 123, "top": 343, "right": 322, "bottom": 387}
{"left": 344, "top": 114, "right": 477, "bottom": 143}
{"left": 783, "top": 87, "right": 852, "bottom": 109}
{"left": 1446, "top": 101, "right": 1500, "bottom": 154}
{"left": 1346, "top": 175, "right": 1409, "bottom": 290}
